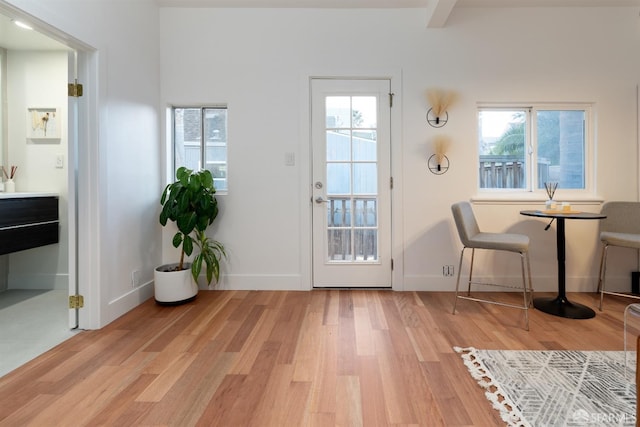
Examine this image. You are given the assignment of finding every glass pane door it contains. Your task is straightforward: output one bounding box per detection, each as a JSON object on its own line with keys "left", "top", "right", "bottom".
{"left": 325, "top": 95, "right": 379, "bottom": 262}
{"left": 311, "top": 78, "right": 392, "bottom": 288}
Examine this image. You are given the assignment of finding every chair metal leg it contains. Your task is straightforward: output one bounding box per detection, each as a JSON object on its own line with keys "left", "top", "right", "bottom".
{"left": 598, "top": 244, "right": 609, "bottom": 311}
{"left": 452, "top": 246, "right": 533, "bottom": 331}
{"left": 520, "top": 252, "right": 529, "bottom": 331}
{"left": 597, "top": 244, "right": 607, "bottom": 292}
{"left": 525, "top": 251, "right": 534, "bottom": 306}
{"left": 452, "top": 247, "right": 466, "bottom": 314}
{"left": 467, "top": 248, "right": 475, "bottom": 295}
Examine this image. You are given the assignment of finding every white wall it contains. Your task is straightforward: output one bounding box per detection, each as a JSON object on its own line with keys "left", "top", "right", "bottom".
{"left": 160, "top": 7, "right": 640, "bottom": 293}
{"left": 6, "top": 50, "right": 68, "bottom": 289}
{"left": 6, "top": 0, "right": 162, "bottom": 328}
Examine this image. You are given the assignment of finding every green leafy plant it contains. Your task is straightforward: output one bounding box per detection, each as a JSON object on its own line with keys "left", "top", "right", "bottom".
{"left": 159, "top": 166, "right": 226, "bottom": 284}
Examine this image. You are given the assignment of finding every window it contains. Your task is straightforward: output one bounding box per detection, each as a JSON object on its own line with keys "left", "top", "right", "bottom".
{"left": 173, "top": 106, "right": 228, "bottom": 192}
{"left": 478, "top": 104, "right": 591, "bottom": 193}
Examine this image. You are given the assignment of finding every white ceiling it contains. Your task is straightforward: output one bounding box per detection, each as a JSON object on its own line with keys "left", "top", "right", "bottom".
{"left": 0, "top": 13, "right": 68, "bottom": 51}
{"left": 156, "top": 0, "right": 640, "bottom": 7}
{"left": 455, "top": 0, "right": 640, "bottom": 5}
{"left": 1, "top": 0, "right": 639, "bottom": 51}
{"left": 153, "top": 0, "right": 640, "bottom": 29}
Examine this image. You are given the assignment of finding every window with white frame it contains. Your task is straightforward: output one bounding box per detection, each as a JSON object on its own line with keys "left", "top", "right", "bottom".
{"left": 173, "top": 106, "right": 228, "bottom": 192}
{"left": 478, "top": 105, "right": 591, "bottom": 193}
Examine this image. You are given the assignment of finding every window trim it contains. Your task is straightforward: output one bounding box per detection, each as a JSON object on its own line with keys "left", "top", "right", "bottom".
{"left": 171, "top": 105, "right": 228, "bottom": 195}
{"left": 476, "top": 102, "right": 594, "bottom": 200}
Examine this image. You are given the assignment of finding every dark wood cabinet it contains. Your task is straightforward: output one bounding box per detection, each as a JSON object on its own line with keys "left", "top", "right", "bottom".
{"left": 0, "top": 196, "right": 59, "bottom": 255}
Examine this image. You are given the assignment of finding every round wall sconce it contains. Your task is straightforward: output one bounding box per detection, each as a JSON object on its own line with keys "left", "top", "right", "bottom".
{"left": 428, "top": 154, "right": 449, "bottom": 175}
{"left": 427, "top": 108, "right": 448, "bottom": 128}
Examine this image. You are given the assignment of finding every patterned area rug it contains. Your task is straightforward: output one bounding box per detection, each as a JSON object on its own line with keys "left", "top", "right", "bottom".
{"left": 455, "top": 347, "right": 637, "bottom": 427}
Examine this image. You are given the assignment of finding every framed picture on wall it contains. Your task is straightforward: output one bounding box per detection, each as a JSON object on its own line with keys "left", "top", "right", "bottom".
{"left": 27, "top": 107, "right": 60, "bottom": 140}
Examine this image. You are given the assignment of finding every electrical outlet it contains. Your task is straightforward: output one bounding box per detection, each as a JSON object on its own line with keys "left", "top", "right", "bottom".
{"left": 55, "top": 154, "right": 64, "bottom": 169}
{"left": 443, "top": 265, "right": 455, "bottom": 277}
{"left": 131, "top": 269, "right": 141, "bottom": 287}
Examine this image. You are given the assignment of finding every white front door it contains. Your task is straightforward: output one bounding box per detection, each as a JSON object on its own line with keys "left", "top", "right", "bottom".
{"left": 311, "top": 78, "right": 392, "bottom": 288}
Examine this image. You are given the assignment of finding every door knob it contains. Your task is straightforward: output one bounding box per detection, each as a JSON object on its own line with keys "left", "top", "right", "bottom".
{"left": 315, "top": 197, "right": 329, "bottom": 204}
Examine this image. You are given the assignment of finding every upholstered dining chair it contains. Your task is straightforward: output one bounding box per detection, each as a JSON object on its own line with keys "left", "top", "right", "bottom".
{"left": 451, "top": 201, "right": 534, "bottom": 330}
{"left": 597, "top": 201, "right": 640, "bottom": 310}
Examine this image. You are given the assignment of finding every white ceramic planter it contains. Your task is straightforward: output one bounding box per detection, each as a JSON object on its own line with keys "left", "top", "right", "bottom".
{"left": 154, "top": 263, "right": 198, "bottom": 305}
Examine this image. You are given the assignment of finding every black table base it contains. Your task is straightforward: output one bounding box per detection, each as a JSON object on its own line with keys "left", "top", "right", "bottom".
{"left": 533, "top": 296, "right": 595, "bottom": 319}
{"left": 520, "top": 210, "right": 606, "bottom": 320}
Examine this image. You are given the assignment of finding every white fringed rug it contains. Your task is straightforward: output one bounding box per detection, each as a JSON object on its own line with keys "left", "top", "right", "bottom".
{"left": 455, "top": 347, "right": 637, "bottom": 427}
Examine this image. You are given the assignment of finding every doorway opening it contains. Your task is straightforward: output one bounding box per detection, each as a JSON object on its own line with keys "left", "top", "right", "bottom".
{"left": 0, "top": 2, "right": 94, "bottom": 377}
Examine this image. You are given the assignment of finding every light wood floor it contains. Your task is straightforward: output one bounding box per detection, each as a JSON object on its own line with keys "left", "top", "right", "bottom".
{"left": 0, "top": 290, "right": 633, "bottom": 426}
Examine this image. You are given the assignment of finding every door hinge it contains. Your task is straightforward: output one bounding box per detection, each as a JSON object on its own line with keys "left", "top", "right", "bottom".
{"left": 390, "top": 176, "right": 394, "bottom": 189}
{"left": 391, "top": 258, "right": 394, "bottom": 270}
{"left": 389, "top": 92, "right": 395, "bottom": 108}
{"left": 69, "top": 294, "right": 84, "bottom": 309}
{"left": 68, "top": 80, "right": 83, "bottom": 97}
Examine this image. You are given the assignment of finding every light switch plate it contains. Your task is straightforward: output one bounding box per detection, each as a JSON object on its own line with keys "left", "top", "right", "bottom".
{"left": 285, "top": 152, "right": 295, "bottom": 166}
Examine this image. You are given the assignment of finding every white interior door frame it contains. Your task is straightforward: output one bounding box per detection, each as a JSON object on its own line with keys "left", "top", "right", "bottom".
{"left": 73, "top": 48, "right": 100, "bottom": 330}
{"left": 0, "top": 0, "right": 101, "bottom": 329}
{"left": 67, "top": 51, "right": 78, "bottom": 328}
{"left": 0, "top": 0, "right": 100, "bottom": 329}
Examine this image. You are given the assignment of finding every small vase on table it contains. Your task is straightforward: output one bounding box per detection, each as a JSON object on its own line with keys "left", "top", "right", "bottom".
{"left": 544, "top": 182, "right": 558, "bottom": 210}
{"left": 4, "top": 179, "right": 15, "bottom": 193}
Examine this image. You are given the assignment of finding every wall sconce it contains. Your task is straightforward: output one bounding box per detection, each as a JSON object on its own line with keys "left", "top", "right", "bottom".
{"left": 426, "top": 89, "right": 456, "bottom": 128}
{"left": 428, "top": 135, "right": 450, "bottom": 175}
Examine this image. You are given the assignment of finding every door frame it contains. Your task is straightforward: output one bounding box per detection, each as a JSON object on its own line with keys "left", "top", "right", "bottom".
{"left": 299, "top": 71, "right": 404, "bottom": 291}
{"left": 0, "top": 1, "right": 99, "bottom": 328}
{"left": 310, "top": 78, "right": 392, "bottom": 288}
{"left": 71, "top": 48, "right": 99, "bottom": 330}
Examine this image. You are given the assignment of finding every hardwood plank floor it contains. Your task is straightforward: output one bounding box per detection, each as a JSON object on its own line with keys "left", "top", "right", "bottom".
{"left": 0, "top": 290, "right": 632, "bottom": 426}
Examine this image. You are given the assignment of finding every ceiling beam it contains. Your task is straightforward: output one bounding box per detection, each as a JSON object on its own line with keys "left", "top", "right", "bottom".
{"left": 425, "top": 0, "right": 458, "bottom": 28}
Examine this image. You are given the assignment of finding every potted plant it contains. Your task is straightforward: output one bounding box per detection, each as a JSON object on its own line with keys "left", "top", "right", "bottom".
{"left": 154, "top": 166, "right": 226, "bottom": 304}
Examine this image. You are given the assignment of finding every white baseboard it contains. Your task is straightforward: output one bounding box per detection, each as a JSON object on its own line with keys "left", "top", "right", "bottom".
{"left": 208, "top": 274, "right": 307, "bottom": 291}
{"left": 106, "top": 280, "right": 154, "bottom": 323}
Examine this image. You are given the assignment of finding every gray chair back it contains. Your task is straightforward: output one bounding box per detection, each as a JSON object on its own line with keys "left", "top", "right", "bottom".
{"left": 451, "top": 201, "right": 480, "bottom": 247}
{"left": 600, "top": 202, "right": 640, "bottom": 234}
